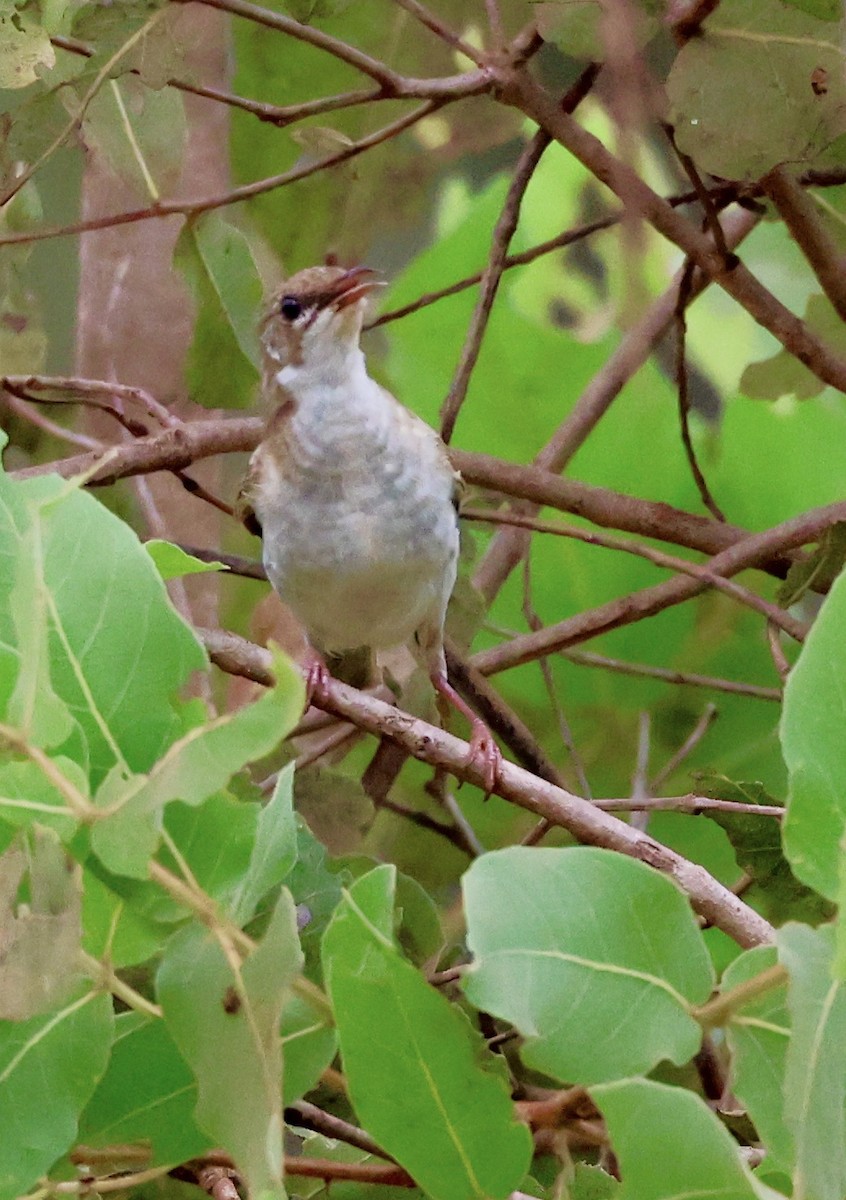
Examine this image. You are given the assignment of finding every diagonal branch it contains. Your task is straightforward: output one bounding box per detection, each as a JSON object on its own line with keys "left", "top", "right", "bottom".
{"left": 501, "top": 70, "right": 846, "bottom": 395}
{"left": 472, "top": 499, "right": 846, "bottom": 675}
{"left": 200, "top": 626, "right": 775, "bottom": 948}
{"left": 762, "top": 164, "right": 846, "bottom": 324}
{"left": 439, "top": 64, "right": 600, "bottom": 442}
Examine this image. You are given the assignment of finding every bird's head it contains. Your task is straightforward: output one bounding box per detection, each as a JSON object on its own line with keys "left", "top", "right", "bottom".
{"left": 260, "top": 264, "right": 383, "bottom": 377}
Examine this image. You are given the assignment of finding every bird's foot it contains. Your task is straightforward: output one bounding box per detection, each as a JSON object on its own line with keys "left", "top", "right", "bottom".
{"left": 302, "top": 649, "right": 333, "bottom": 709}
{"left": 431, "top": 670, "right": 502, "bottom": 797}
{"left": 467, "top": 717, "right": 503, "bottom": 799}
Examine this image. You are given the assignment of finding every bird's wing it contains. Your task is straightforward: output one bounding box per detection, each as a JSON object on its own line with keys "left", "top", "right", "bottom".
{"left": 235, "top": 456, "right": 263, "bottom": 538}
{"left": 378, "top": 382, "right": 462, "bottom": 505}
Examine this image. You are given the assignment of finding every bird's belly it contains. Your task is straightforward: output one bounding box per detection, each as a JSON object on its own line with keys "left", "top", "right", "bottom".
{"left": 263, "top": 490, "right": 458, "bottom": 652}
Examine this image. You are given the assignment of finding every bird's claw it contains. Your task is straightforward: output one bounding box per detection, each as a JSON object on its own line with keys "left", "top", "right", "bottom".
{"left": 467, "top": 718, "right": 502, "bottom": 799}
{"left": 303, "top": 651, "right": 333, "bottom": 709}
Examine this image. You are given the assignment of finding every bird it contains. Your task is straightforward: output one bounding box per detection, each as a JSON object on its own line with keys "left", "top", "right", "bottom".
{"left": 238, "top": 263, "right": 501, "bottom": 794}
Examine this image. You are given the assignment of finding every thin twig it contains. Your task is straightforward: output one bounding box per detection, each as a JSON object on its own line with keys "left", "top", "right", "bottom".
{"left": 0, "top": 102, "right": 442, "bottom": 247}
{"left": 463, "top": 507, "right": 809, "bottom": 642}
{"left": 673, "top": 258, "right": 727, "bottom": 521}
{"left": 560, "top": 647, "right": 781, "bottom": 702}
{"left": 440, "top": 128, "right": 550, "bottom": 441}
{"left": 392, "top": 0, "right": 487, "bottom": 63}
{"left": 762, "top": 164, "right": 846, "bottom": 324}
{"left": 472, "top": 499, "right": 846, "bottom": 676}
{"left": 650, "top": 704, "right": 718, "bottom": 792}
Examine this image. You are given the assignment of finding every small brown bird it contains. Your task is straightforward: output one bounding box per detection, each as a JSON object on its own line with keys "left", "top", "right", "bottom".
{"left": 239, "top": 264, "right": 501, "bottom": 793}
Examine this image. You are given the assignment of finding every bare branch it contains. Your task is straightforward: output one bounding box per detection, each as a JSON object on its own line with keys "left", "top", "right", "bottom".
{"left": 472, "top": 500, "right": 846, "bottom": 676}
{"left": 439, "top": 64, "right": 600, "bottom": 442}
{"left": 762, "top": 164, "right": 846, "bottom": 324}
{"left": 465, "top": 507, "right": 808, "bottom": 641}
{"left": 0, "top": 102, "right": 442, "bottom": 247}
{"left": 560, "top": 647, "right": 781, "bottom": 702}
{"left": 502, "top": 71, "right": 846, "bottom": 395}
{"left": 200, "top": 626, "right": 775, "bottom": 947}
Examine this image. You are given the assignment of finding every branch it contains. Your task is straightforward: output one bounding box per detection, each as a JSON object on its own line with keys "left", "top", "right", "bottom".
{"left": 0, "top": 102, "right": 440, "bottom": 247}
{"left": 472, "top": 206, "right": 760, "bottom": 601}
{"left": 472, "top": 499, "right": 846, "bottom": 675}
{"left": 12, "top": 418, "right": 807, "bottom": 587}
{"left": 200, "top": 627, "right": 775, "bottom": 948}
{"left": 463, "top": 506, "right": 809, "bottom": 641}
{"left": 440, "top": 128, "right": 551, "bottom": 441}
{"left": 501, "top": 70, "right": 846, "bottom": 395}
{"left": 561, "top": 647, "right": 781, "bottom": 702}
{"left": 762, "top": 165, "right": 846, "bottom": 324}
{"left": 439, "top": 63, "right": 600, "bottom": 442}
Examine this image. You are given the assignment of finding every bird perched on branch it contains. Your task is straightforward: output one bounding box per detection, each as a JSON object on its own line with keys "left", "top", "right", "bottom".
{"left": 238, "top": 264, "right": 501, "bottom": 794}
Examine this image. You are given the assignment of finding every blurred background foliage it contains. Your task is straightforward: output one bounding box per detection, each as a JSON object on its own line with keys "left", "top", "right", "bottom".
{"left": 1, "top": 0, "right": 845, "bottom": 899}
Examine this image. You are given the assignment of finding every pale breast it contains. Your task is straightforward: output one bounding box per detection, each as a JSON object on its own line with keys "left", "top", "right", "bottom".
{"left": 252, "top": 377, "right": 460, "bottom": 653}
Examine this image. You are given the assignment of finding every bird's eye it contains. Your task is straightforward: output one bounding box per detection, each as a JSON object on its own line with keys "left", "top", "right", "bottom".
{"left": 279, "top": 296, "right": 302, "bottom": 321}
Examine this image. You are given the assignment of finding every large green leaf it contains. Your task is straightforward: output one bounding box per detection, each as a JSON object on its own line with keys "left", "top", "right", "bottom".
{"left": 668, "top": 0, "right": 846, "bottom": 178}
{"left": 76, "top": 1010, "right": 209, "bottom": 1164}
{"left": 779, "top": 924, "right": 846, "bottom": 1200}
{"left": 0, "top": 987, "right": 113, "bottom": 1200}
{"left": 174, "top": 213, "right": 263, "bottom": 410}
{"left": 592, "top": 1077, "right": 775, "bottom": 1200}
{"left": 231, "top": 762, "right": 298, "bottom": 926}
{"left": 722, "top": 945, "right": 792, "bottom": 1172}
{"left": 0, "top": 460, "right": 207, "bottom": 783}
{"left": 157, "top": 889, "right": 303, "bottom": 1200}
{"left": 322, "top": 865, "right": 532, "bottom": 1200}
{"left": 781, "top": 568, "right": 846, "bottom": 901}
{"left": 90, "top": 650, "right": 304, "bottom": 877}
{"left": 462, "top": 846, "right": 713, "bottom": 1084}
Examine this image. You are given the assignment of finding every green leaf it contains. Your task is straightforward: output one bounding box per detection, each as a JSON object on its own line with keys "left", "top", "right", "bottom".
{"left": 0, "top": 465, "right": 208, "bottom": 783}
{"left": 174, "top": 213, "right": 263, "bottom": 410}
{"left": 777, "top": 523, "right": 846, "bottom": 607}
{"left": 0, "top": 986, "right": 113, "bottom": 1200}
{"left": 0, "top": 759, "right": 82, "bottom": 840}
{"left": 294, "top": 765, "right": 374, "bottom": 855}
{"left": 77, "top": 1010, "right": 209, "bottom": 1164}
{"left": 779, "top": 923, "right": 846, "bottom": 1200}
{"left": 535, "top": 0, "right": 662, "bottom": 60}
{"left": 322, "top": 866, "right": 532, "bottom": 1200}
{"left": 281, "top": 990, "right": 337, "bottom": 1104}
{"left": 0, "top": 827, "right": 82, "bottom": 1020}
{"left": 81, "top": 868, "right": 161, "bottom": 969}
{"left": 0, "top": 12, "right": 54, "bottom": 88}
{"left": 77, "top": 76, "right": 185, "bottom": 198}
{"left": 462, "top": 847, "right": 713, "bottom": 1084}
{"left": 722, "top": 945, "right": 792, "bottom": 1171}
{"left": 698, "top": 773, "right": 834, "bottom": 926}
{"left": 157, "top": 888, "right": 303, "bottom": 1200}
{"left": 231, "top": 762, "right": 298, "bottom": 926}
{"left": 741, "top": 295, "right": 846, "bottom": 401}
{"left": 592, "top": 1077, "right": 773, "bottom": 1200}
{"left": 668, "top": 0, "right": 846, "bottom": 179}
{"left": 90, "top": 650, "right": 304, "bottom": 878}
{"left": 782, "top": 568, "right": 846, "bottom": 900}
{"left": 145, "top": 539, "right": 228, "bottom": 580}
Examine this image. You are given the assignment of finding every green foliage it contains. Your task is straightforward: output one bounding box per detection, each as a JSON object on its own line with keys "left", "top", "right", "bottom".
{"left": 781, "top": 568, "right": 846, "bottom": 901}
{"left": 462, "top": 847, "right": 713, "bottom": 1084}
{"left": 174, "top": 213, "right": 263, "bottom": 409}
{"left": 3, "top": 3, "right": 846, "bottom": 1199}
{"left": 322, "top": 866, "right": 533, "bottom": 1200}
{"left": 668, "top": 0, "right": 846, "bottom": 178}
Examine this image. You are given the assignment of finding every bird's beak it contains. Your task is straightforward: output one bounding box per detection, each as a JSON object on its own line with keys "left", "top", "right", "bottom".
{"left": 329, "top": 266, "right": 385, "bottom": 311}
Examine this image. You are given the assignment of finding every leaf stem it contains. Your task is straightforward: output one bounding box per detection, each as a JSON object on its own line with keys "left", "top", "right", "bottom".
{"left": 695, "top": 963, "right": 788, "bottom": 1028}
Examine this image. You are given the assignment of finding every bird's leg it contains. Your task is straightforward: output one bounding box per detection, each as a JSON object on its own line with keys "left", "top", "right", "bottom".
{"left": 431, "top": 670, "right": 502, "bottom": 797}
{"left": 302, "top": 645, "right": 333, "bottom": 709}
